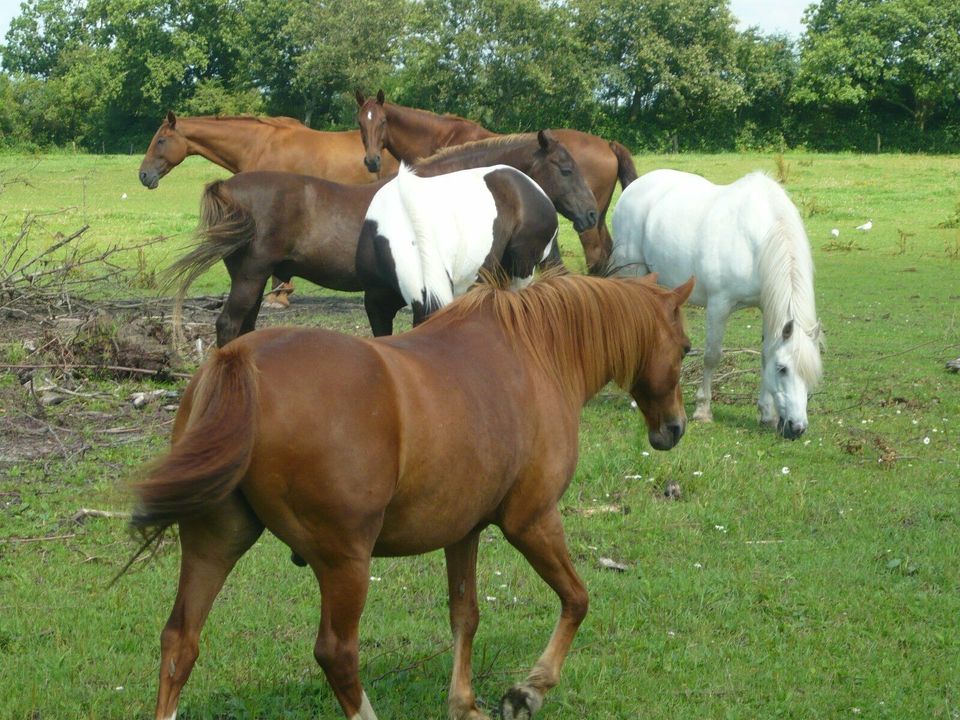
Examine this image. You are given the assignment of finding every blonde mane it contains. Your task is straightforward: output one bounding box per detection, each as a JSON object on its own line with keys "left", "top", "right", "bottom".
{"left": 421, "top": 135, "right": 535, "bottom": 163}
{"left": 434, "top": 274, "right": 674, "bottom": 393}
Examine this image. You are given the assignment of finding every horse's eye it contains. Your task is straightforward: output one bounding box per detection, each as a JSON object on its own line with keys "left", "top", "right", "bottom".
{"left": 777, "top": 365, "right": 788, "bottom": 375}
{"left": 560, "top": 167, "right": 572, "bottom": 176}
{"left": 157, "top": 138, "right": 165, "bottom": 145}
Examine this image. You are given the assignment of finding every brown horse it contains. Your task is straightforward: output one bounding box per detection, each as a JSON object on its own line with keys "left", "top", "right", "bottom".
{"left": 131, "top": 272, "right": 694, "bottom": 720}
{"left": 138, "top": 111, "right": 401, "bottom": 305}
{"left": 355, "top": 90, "right": 638, "bottom": 273}
{"left": 168, "top": 131, "right": 598, "bottom": 344}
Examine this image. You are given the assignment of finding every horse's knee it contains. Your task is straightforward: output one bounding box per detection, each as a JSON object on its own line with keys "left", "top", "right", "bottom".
{"left": 160, "top": 623, "right": 199, "bottom": 679}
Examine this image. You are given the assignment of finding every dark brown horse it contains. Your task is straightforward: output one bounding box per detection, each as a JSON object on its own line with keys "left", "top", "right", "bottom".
{"left": 138, "top": 111, "right": 401, "bottom": 305}
{"left": 131, "top": 272, "right": 694, "bottom": 720}
{"left": 168, "top": 131, "right": 598, "bottom": 344}
{"left": 356, "top": 90, "right": 638, "bottom": 273}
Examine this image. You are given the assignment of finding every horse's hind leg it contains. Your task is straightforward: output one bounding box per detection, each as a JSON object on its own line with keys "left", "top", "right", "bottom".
{"left": 154, "top": 492, "right": 263, "bottom": 720}
{"left": 216, "top": 260, "right": 270, "bottom": 346}
{"left": 499, "top": 508, "right": 588, "bottom": 719}
{"left": 444, "top": 531, "right": 490, "bottom": 720}
{"left": 309, "top": 554, "right": 379, "bottom": 719}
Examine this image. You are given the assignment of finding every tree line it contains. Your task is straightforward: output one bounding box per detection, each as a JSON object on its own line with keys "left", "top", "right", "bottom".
{"left": 1, "top": 0, "right": 957, "bottom": 154}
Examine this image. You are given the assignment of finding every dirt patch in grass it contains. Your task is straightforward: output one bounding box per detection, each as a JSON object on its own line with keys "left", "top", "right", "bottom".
{"left": 0, "top": 292, "right": 375, "bottom": 469}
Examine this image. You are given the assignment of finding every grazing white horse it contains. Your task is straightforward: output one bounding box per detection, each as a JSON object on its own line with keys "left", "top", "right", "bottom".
{"left": 611, "top": 169, "right": 822, "bottom": 439}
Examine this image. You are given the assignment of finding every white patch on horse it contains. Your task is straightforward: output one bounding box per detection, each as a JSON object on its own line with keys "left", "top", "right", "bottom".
{"left": 349, "top": 690, "right": 378, "bottom": 720}
{"left": 160, "top": 712, "right": 177, "bottom": 720}
{"left": 367, "top": 111, "right": 373, "bottom": 121}
{"left": 368, "top": 164, "right": 502, "bottom": 309}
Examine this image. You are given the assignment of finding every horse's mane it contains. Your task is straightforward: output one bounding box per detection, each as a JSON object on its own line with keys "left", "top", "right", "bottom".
{"left": 748, "top": 172, "right": 823, "bottom": 387}
{"left": 183, "top": 115, "right": 305, "bottom": 129}
{"left": 419, "top": 134, "right": 534, "bottom": 165}
{"left": 434, "top": 274, "right": 670, "bottom": 392}
{"left": 388, "top": 102, "right": 480, "bottom": 127}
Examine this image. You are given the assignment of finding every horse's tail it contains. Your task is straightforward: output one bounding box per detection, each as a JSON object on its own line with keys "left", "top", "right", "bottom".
{"left": 131, "top": 343, "right": 258, "bottom": 531}
{"left": 165, "top": 180, "right": 257, "bottom": 332}
{"left": 395, "top": 164, "right": 451, "bottom": 310}
{"left": 609, "top": 141, "right": 639, "bottom": 189}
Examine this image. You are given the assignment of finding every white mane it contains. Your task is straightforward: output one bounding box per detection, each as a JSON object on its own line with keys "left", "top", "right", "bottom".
{"left": 751, "top": 173, "right": 823, "bottom": 387}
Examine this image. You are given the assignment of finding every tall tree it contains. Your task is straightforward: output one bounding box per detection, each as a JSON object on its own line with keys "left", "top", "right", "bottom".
{"left": 794, "top": 0, "right": 960, "bottom": 133}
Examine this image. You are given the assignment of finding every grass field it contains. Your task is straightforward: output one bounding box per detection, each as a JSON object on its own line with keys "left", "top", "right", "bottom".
{"left": 1, "top": 150, "right": 959, "bottom": 719}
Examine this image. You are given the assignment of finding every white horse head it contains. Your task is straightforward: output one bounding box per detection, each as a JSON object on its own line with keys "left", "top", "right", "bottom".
{"left": 760, "top": 319, "right": 823, "bottom": 439}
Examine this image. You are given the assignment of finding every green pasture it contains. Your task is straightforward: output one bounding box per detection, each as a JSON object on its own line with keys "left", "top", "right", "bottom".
{"left": 1, "top": 151, "right": 959, "bottom": 719}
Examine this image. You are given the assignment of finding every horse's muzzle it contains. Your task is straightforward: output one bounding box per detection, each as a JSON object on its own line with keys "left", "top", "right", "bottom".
{"left": 573, "top": 209, "right": 599, "bottom": 233}
{"left": 139, "top": 169, "right": 160, "bottom": 190}
{"left": 364, "top": 155, "right": 381, "bottom": 174}
{"left": 777, "top": 418, "right": 807, "bottom": 440}
{"left": 649, "top": 419, "right": 685, "bottom": 451}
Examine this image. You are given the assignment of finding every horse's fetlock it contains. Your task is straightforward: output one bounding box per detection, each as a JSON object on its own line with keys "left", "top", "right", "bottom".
{"left": 500, "top": 685, "right": 543, "bottom": 720}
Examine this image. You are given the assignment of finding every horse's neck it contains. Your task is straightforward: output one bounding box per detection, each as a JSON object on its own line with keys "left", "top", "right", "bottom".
{"left": 386, "top": 104, "right": 494, "bottom": 161}
{"left": 179, "top": 118, "right": 268, "bottom": 173}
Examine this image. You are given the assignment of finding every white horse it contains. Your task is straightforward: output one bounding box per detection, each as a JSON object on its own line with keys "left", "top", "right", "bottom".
{"left": 611, "top": 169, "right": 822, "bottom": 439}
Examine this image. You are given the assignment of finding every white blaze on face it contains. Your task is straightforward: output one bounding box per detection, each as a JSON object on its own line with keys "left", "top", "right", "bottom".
{"left": 367, "top": 111, "right": 373, "bottom": 121}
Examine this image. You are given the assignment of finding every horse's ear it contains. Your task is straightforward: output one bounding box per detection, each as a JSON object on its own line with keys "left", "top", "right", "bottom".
{"left": 376, "top": 89, "right": 385, "bottom": 105}
{"left": 537, "top": 129, "right": 557, "bottom": 150}
{"left": 167, "top": 111, "right": 177, "bottom": 128}
{"left": 782, "top": 319, "right": 794, "bottom": 341}
{"left": 673, "top": 276, "right": 695, "bottom": 306}
{"left": 639, "top": 272, "right": 659, "bottom": 286}
{"left": 355, "top": 89, "right": 365, "bottom": 106}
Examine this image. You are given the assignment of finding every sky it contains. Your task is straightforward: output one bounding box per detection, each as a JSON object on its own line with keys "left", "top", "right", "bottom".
{"left": 0, "top": 0, "right": 813, "bottom": 45}
{"left": 729, "top": 0, "right": 812, "bottom": 38}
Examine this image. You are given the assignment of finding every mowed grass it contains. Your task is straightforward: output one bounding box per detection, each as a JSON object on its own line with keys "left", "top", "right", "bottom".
{"left": 1, "top": 150, "right": 959, "bottom": 719}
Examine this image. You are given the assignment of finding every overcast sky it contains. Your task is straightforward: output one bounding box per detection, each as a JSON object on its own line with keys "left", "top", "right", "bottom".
{"left": 729, "top": 0, "right": 812, "bottom": 38}
{"left": 0, "top": 0, "right": 813, "bottom": 49}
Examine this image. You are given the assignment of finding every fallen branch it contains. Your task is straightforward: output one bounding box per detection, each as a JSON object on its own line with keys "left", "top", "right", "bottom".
{"left": 0, "top": 363, "right": 191, "bottom": 379}
{"left": 0, "top": 533, "right": 77, "bottom": 544}
{"left": 70, "top": 508, "right": 132, "bottom": 523}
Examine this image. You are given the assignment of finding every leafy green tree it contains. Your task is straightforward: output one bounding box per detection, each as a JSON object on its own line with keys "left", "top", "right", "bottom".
{"left": 286, "top": 0, "right": 412, "bottom": 126}
{"left": 734, "top": 29, "right": 797, "bottom": 149}
{"left": 394, "top": 0, "right": 599, "bottom": 132}
{"left": 794, "top": 0, "right": 960, "bottom": 133}
{"left": 572, "top": 0, "right": 746, "bottom": 148}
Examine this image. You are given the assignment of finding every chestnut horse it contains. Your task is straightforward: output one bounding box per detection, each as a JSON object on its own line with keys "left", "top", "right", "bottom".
{"left": 131, "top": 272, "right": 694, "bottom": 720}
{"left": 167, "top": 131, "right": 598, "bottom": 344}
{"left": 355, "top": 90, "right": 638, "bottom": 273}
{"left": 138, "top": 111, "right": 400, "bottom": 306}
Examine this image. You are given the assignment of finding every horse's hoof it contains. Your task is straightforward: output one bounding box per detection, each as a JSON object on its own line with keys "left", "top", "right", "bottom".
{"left": 500, "top": 685, "right": 542, "bottom": 720}
{"left": 692, "top": 408, "right": 713, "bottom": 423}
{"left": 265, "top": 292, "right": 291, "bottom": 309}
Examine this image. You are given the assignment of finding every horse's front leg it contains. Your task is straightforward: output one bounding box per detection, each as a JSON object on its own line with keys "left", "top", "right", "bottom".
{"left": 499, "top": 508, "right": 589, "bottom": 719}
{"left": 694, "top": 301, "right": 732, "bottom": 422}
{"left": 444, "top": 531, "right": 490, "bottom": 720}
{"left": 757, "top": 343, "right": 778, "bottom": 427}
{"left": 363, "top": 288, "right": 405, "bottom": 337}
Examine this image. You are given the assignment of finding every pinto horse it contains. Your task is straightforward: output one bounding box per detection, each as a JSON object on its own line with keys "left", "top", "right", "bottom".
{"left": 138, "top": 111, "right": 400, "bottom": 306}
{"left": 357, "top": 164, "right": 560, "bottom": 334}
{"left": 167, "top": 131, "right": 598, "bottom": 344}
{"left": 355, "top": 90, "right": 637, "bottom": 273}
{"left": 611, "top": 169, "right": 823, "bottom": 438}
{"left": 131, "top": 272, "right": 694, "bottom": 720}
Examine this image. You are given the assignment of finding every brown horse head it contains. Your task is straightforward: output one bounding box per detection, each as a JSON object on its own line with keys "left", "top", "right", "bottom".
{"left": 629, "top": 276, "right": 695, "bottom": 450}
{"left": 139, "top": 111, "right": 189, "bottom": 189}
{"left": 531, "top": 130, "right": 598, "bottom": 233}
{"left": 355, "top": 89, "right": 387, "bottom": 173}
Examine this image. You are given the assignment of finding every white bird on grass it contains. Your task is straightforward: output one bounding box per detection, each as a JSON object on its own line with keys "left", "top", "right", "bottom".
{"left": 855, "top": 220, "right": 873, "bottom": 231}
{"left": 831, "top": 228, "right": 840, "bottom": 238}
